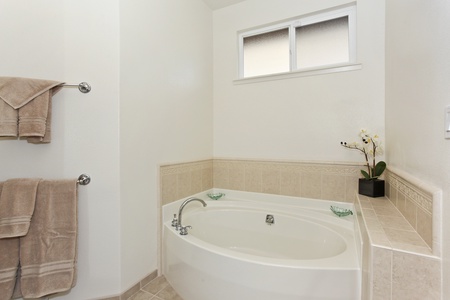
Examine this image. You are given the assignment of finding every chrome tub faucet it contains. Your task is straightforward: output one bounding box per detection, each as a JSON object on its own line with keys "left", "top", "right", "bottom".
{"left": 172, "top": 197, "right": 207, "bottom": 235}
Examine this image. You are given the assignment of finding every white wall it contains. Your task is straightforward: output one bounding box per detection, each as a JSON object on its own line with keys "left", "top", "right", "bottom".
{"left": 0, "top": 1, "right": 121, "bottom": 299}
{"left": 119, "top": 0, "right": 213, "bottom": 292}
{"left": 0, "top": 0, "right": 213, "bottom": 298}
{"left": 213, "top": 0, "right": 385, "bottom": 162}
{"left": 385, "top": 0, "right": 450, "bottom": 298}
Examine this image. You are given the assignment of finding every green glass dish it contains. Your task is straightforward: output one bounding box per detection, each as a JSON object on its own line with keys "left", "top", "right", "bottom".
{"left": 330, "top": 206, "right": 353, "bottom": 217}
{"left": 207, "top": 192, "right": 225, "bottom": 200}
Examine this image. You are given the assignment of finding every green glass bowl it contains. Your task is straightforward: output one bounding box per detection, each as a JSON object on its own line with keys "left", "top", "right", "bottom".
{"left": 330, "top": 206, "right": 353, "bottom": 217}
{"left": 207, "top": 192, "right": 225, "bottom": 200}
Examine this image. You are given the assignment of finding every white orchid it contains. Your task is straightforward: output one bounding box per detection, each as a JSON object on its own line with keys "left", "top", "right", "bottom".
{"left": 341, "top": 129, "right": 386, "bottom": 180}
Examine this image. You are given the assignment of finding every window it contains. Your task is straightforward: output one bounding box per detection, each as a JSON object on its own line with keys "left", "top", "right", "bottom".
{"left": 238, "top": 5, "right": 356, "bottom": 79}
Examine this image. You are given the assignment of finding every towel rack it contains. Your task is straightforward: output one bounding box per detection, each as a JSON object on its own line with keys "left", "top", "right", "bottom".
{"left": 61, "top": 82, "right": 91, "bottom": 94}
{"left": 77, "top": 174, "right": 91, "bottom": 185}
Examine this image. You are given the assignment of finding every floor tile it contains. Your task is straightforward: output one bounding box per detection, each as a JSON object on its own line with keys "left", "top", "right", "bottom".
{"left": 155, "top": 285, "right": 183, "bottom": 300}
{"left": 142, "top": 276, "right": 170, "bottom": 295}
{"left": 128, "top": 290, "right": 154, "bottom": 300}
{"left": 128, "top": 276, "right": 183, "bottom": 300}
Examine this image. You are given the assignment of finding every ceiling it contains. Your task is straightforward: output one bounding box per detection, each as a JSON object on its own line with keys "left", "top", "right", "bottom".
{"left": 202, "top": 0, "right": 247, "bottom": 10}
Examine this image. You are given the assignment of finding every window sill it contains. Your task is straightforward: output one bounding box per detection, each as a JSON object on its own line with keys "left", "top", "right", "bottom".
{"left": 233, "top": 63, "right": 362, "bottom": 85}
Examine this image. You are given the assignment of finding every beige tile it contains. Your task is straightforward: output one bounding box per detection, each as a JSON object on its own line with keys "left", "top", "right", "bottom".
{"left": 190, "top": 169, "right": 203, "bottom": 195}
{"left": 161, "top": 173, "right": 178, "bottom": 205}
{"left": 321, "top": 174, "right": 346, "bottom": 201}
{"left": 389, "top": 185, "right": 398, "bottom": 207}
{"left": 142, "top": 276, "right": 170, "bottom": 295}
{"left": 385, "top": 180, "right": 391, "bottom": 199}
{"left": 177, "top": 171, "right": 191, "bottom": 198}
{"left": 416, "top": 208, "right": 433, "bottom": 249}
{"left": 280, "top": 168, "right": 301, "bottom": 197}
{"left": 384, "top": 228, "right": 429, "bottom": 248}
{"left": 261, "top": 164, "right": 280, "bottom": 194}
{"left": 401, "top": 197, "right": 417, "bottom": 229}
{"left": 370, "top": 197, "right": 396, "bottom": 208}
{"left": 395, "top": 190, "right": 406, "bottom": 213}
{"left": 372, "top": 205, "right": 402, "bottom": 217}
{"left": 213, "top": 163, "right": 229, "bottom": 189}
{"left": 201, "top": 166, "right": 213, "bottom": 191}
{"left": 244, "top": 163, "right": 262, "bottom": 192}
{"left": 156, "top": 285, "right": 183, "bottom": 300}
{"left": 364, "top": 217, "right": 384, "bottom": 232}
{"left": 122, "top": 282, "right": 141, "bottom": 300}
{"left": 390, "top": 242, "right": 432, "bottom": 255}
{"left": 361, "top": 208, "right": 377, "bottom": 219}
{"left": 368, "top": 230, "right": 391, "bottom": 248}
{"left": 377, "top": 215, "right": 414, "bottom": 231}
{"left": 228, "top": 161, "right": 245, "bottom": 191}
{"left": 360, "top": 226, "right": 372, "bottom": 300}
{"left": 372, "top": 246, "right": 392, "bottom": 300}
{"left": 141, "top": 271, "right": 158, "bottom": 288}
{"left": 359, "top": 200, "right": 372, "bottom": 209}
{"left": 392, "top": 252, "right": 441, "bottom": 300}
{"left": 300, "top": 172, "right": 321, "bottom": 199}
{"left": 345, "top": 176, "right": 358, "bottom": 202}
{"left": 128, "top": 291, "right": 154, "bottom": 300}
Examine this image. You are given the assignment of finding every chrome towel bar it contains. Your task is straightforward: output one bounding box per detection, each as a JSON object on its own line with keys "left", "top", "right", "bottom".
{"left": 61, "top": 82, "right": 91, "bottom": 94}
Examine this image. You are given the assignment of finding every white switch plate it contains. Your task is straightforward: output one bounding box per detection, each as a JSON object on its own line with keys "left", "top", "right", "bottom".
{"left": 446, "top": 106, "right": 450, "bottom": 139}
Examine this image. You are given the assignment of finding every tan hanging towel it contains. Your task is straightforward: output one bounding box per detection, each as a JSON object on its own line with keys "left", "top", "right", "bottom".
{"left": 0, "top": 182, "right": 20, "bottom": 300}
{"left": 0, "top": 77, "right": 64, "bottom": 143}
{"left": 0, "top": 179, "right": 78, "bottom": 299}
{"left": 18, "top": 179, "right": 78, "bottom": 299}
{"left": 0, "top": 178, "right": 40, "bottom": 238}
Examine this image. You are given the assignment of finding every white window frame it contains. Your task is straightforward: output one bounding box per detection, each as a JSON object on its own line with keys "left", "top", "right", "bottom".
{"left": 237, "top": 5, "right": 357, "bottom": 80}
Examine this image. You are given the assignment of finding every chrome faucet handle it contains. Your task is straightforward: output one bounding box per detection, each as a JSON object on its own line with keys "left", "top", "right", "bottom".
{"left": 171, "top": 214, "right": 178, "bottom": 227}
{"left": 179, "top": 225, "right": 192, "bottom": 235}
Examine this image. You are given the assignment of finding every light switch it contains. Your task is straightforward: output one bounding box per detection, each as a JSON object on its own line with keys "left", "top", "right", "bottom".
{"left": 446, "top": 106, "right": 450, "bottom": 139}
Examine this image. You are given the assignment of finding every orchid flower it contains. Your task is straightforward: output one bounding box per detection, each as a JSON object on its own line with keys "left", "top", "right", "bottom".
{"left": 341, "top": 129, "right": 386, "bottom": 180}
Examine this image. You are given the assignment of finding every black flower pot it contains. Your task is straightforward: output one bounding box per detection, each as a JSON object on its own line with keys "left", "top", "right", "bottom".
{"left": 358, "top": 179, "right": 385, "bottom": 197}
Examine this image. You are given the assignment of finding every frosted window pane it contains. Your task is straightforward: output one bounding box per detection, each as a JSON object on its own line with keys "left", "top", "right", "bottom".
{"left": 243, "top": 28, "right": 289, "bottom": 77}
{"left": 296, "top": 16, "right": 349, "bottom": 69}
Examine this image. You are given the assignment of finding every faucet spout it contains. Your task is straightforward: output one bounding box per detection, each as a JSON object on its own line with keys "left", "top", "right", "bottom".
{"left": 177, "top": 197, "right": 207, "bottom": 231}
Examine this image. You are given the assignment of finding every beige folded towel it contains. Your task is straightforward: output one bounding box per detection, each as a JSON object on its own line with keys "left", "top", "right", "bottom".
{"left": 0, "top": 182, "right": 15, "bottom": 300}
{"left": 0, "top": 77, "right": 63, "bottom": 143}
{"left": 0, "top": 179, "right": 40, "bottom": 238}
{"left": 0, "top": 100, "right": 17, "bottom": 137}
{"left": 18, "top": 179, "right": 78, "bottom": 299}
{"left": 0, "top": 237, "right": 19, "bottom": 300}
{"left": 0, "top": 182, "right": 20, "bottom": 300}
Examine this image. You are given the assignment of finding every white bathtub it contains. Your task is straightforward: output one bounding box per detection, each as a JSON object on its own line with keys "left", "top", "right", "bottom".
{"left": 162, "top": 190, "right": 361, "bottom": 300}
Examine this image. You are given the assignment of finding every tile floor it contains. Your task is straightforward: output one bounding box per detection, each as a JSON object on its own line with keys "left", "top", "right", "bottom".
{"left": 127, "top": 276, "right": 183, "bottom": 300}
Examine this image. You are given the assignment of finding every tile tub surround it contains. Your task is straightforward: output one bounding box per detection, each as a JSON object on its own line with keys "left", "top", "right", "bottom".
{"left": 160, "top": 160, "right": 213, "bottom": 205}
{"left": 160, "top": 158, "right": 363, "bottom": 205}
{"left": 355, "top": 194, "right": 442, "bottom": 300}
{"left": 385, "top": 167, "right": 442, "bottom": 255}
{"left": 213, "top": 159, "right": 363, "bottom": 202}
{"left": 158, "top": 159, "right": 443, "bottom": 299}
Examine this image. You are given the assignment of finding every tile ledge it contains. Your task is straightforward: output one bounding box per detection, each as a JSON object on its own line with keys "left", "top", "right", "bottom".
{"left": 357, "top": 194, "right": 437, "bottom": 258}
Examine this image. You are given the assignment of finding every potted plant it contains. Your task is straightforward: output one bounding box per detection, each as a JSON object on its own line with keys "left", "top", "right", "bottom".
{"left": 341, "top": 129, "right": 386, "bottom": 197}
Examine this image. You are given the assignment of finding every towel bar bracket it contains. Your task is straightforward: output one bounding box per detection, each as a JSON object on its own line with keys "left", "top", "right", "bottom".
{"left": 78, "top": 82, "right": 91, "bottom": 93}
{"left": 77, "top": 174, "right": 91, "bottom": 185}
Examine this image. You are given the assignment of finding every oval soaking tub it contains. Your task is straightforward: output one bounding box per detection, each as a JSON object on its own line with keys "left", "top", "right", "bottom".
{"left": 162, "top": 190, "right": 361, "bottom": 300}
